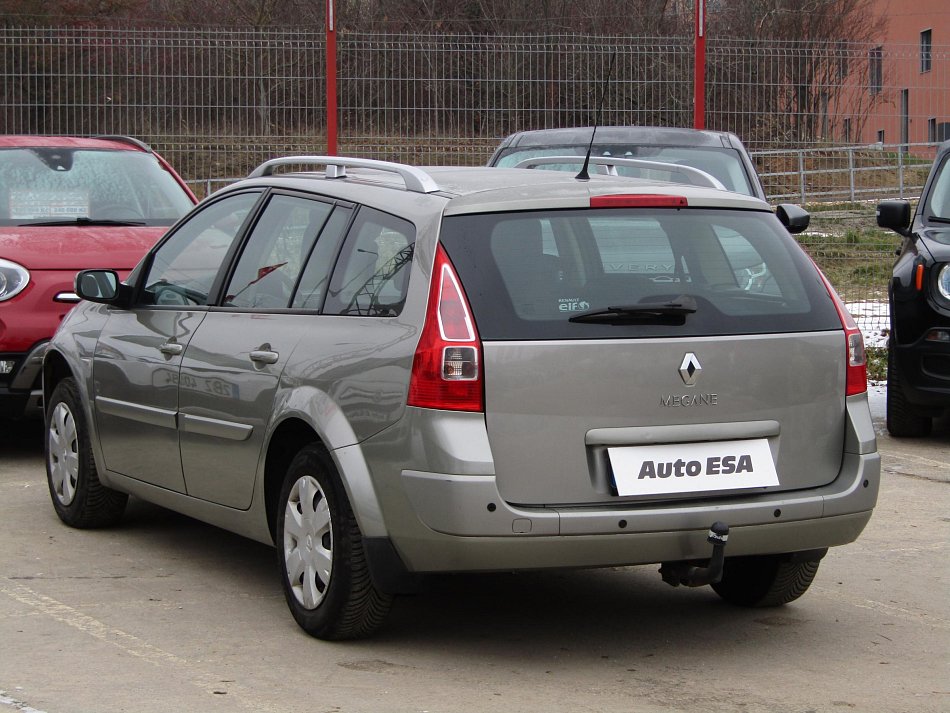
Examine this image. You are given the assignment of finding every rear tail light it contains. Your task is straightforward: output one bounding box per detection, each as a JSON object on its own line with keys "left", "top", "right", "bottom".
{"left": 815, "top": 267, "right": 867, "bottom": 396}
{"left": 407, "top": 245, "right": 484, "bottom": 412}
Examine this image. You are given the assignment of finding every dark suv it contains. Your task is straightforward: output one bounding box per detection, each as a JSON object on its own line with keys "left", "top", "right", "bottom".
{"left": 877, "top": 140, "right": 950, "bottom": 436}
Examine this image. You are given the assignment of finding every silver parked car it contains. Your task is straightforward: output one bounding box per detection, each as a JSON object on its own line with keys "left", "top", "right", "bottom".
{"left": 44, "top": 157, "right": 879, "bottom": 640}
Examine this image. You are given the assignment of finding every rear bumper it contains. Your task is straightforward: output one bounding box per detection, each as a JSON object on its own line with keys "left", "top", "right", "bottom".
{"left": 392, "top": 450, "right": 879, "bottom": 572}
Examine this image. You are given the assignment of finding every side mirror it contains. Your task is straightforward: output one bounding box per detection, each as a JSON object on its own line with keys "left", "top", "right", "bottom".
{"left": 775, "top": 204, "right": 810, "bottom": 234}
{"left": 75, "top": 269, "right": 127, "bottom": 304}
{"left": 876, "top": 200, "right": 911, "bottom": 235}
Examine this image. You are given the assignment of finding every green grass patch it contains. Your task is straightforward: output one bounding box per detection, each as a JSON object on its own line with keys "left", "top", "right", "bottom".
{"left": 866, "top": 346, "right": 887, "bottom": 382}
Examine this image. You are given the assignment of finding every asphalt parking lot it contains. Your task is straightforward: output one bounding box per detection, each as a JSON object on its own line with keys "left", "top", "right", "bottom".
{"left": 1, "top": 393, "right": 947, "bottom": 713}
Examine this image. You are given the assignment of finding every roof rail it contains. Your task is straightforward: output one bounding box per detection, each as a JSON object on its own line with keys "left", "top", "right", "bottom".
{"left": 513, "top": 156, "right": 726, "bottom": 191}
{"left": 91, "top": 135, "right": 153, "bottom": 153}
{"left": 248, "top": 156, "right": 440, "bottom": 194}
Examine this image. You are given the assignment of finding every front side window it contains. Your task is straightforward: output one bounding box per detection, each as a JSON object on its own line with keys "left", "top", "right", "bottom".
{"left": 323, "top": 207, "right": 415, "bottom": 317}
{"left": 0, "top": 148, "right": 193, "bottom": 226}
{"left": 441, "top": 208, "right": 840, "bottom": 340}
{"left": 141, "top": 192, "right": 261, "bottom": 307}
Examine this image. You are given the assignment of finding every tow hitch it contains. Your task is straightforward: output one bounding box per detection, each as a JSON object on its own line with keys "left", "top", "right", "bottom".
{"left": 659, "top": 522, "right": 729, "bottom": 588}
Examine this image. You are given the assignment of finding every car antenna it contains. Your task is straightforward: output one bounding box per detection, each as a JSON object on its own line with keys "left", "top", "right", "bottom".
{"left": 576, "top": 50, "right": 617, "bottom": 181}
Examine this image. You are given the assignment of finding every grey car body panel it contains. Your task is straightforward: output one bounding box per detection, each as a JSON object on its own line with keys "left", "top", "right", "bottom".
{"left": 92, "top": 308, "right": 207, "bottom": 492}
{"left": 482, "top": 332, "right": 846, "bottom": 505}
{"left": 178, "top": 311, "right": 305, "bottom": 509}
{"left": 44, "top": 165, "right": 879, "bottom": 580}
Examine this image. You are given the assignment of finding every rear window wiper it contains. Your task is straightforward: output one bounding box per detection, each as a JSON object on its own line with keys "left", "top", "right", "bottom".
{"left": 568, "top": 295, "right": 697, "bottom": 324}
{"left": 20, "top": 217, "right": 147, "bottom": 227}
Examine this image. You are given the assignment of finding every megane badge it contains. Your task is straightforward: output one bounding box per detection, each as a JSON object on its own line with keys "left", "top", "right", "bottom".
{"left": 679, "top": 353, "right": 702, "bottom": 386}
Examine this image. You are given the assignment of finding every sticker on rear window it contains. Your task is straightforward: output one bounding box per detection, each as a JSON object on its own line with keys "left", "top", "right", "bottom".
{"left": 558, "top": 297, "right": 590, "bottom": 312}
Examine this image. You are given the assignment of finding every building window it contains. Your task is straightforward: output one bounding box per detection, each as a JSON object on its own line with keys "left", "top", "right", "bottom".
{"left": 869, "top": 46, "right": 883, "bottom": 95}
{"left": 929, "top": 118, "right": 938, "bottom": 144}
{"left": 921, "top": 29, "right": 932, "bottom": 73}
{"left": 837, "top": 40, "right": 850, "bottom": 80}
{"left": 877, "top": 129, "right": 885, "bottom": 145}
{"left": 843, "top": 118, "right": 852, "bottom": 143}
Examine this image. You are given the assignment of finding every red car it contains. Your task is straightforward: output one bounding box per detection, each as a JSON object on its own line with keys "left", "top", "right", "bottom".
{"left": 0, "top": 135, "right": 197, "bottom": 419}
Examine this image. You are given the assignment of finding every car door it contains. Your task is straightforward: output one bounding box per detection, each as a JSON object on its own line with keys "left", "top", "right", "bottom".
{"left": 178, "top": 193, "right": 352, "bottom": 508}
{"left": 92, "top": 191, "right": 262, "bottom": 490}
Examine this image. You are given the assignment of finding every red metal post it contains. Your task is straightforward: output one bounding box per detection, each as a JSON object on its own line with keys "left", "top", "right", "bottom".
{"left": 326, "top": 0, "right": 338, "bottom": 155}
{"left": 693, "top": 0, "right": 706, "bottom": 130}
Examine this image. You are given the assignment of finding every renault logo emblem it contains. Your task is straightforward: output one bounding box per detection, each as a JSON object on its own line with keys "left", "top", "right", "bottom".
{"left": 679, "top": 353, "right": 702, "bottom": 386}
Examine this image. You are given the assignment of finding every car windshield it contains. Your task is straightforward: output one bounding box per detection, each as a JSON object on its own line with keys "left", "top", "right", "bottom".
{"left": 494, "top": 145, "right": 756, "bottom": 196}
{"left": 924, "top": 153, "right": 950, "bottom": 221}
{"left": 0, "top": 147, "right": 194, "bottom": 226}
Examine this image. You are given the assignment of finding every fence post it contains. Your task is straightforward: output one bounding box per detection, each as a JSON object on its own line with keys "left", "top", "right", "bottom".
{"left": 898, "top": 148, "right": 904, "bottom": 198}
{"left": 326, "top": 0, "right": 338, "bottom": 156}
{"left": 799, "top": 150, "right": 806, "bottom": 204}
{"left": 848, "top": 148, "right": 855, "bottom": 202}
{"left": 693, "top": 0, "right": 706, "bottom": 130}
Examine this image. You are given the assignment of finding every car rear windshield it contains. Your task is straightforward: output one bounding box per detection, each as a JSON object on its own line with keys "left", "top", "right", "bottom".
{"left": 0, "top": 147, "right": 194, "bottom": 226}
{"left": 493, "top": 146, "right": 756, "bottom": 197}
{"left": 439, "top": 208, "right": 841, "bottom": 340}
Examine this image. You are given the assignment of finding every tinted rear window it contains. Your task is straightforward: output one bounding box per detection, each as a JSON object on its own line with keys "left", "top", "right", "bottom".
{"left": 440, "top": 208, "right": 841, "bottom": 340}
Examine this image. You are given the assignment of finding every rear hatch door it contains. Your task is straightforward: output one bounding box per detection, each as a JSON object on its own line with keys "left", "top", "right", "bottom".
{"left": 441, "top": 206, "right": 846, "bottom": 506}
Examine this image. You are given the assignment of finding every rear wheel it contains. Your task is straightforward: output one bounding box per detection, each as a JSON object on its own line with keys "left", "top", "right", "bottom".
{"left": 886, "top": 340, "right": 931, "bottom": 437}
{"left": 45, "top": 378, "right": 128, "bottom": 528}
{"left": 711, "top": 554, "right": 821, "bottom": 607}
{"left": 276, "top": 444, "right": 392, "bottom": 640}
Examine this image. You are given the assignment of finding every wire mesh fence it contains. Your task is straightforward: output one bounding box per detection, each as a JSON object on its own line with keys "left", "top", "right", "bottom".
{"left": 3, "top": 25, "right": 947, "bottom": 334}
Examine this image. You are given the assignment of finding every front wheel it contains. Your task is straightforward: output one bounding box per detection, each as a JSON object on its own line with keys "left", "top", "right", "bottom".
{"left": 886, "top": 340, "right": 932, "bottom": 437}
{"left": 276, "top": 444, "right": 392, "bottom": 640}
{"left": 711, "top": 554, "right": 822, "bottom": 607}
{"left": 45, "top": 378, "right": 128, "bottom": 528}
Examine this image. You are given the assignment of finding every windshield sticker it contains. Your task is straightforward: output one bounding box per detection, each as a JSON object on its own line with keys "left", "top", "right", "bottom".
{"left": 558, "top": 297, "right": 591, "bottom": 312}
{"left": 10, "top": 190, "right": 90, "bottom": 219}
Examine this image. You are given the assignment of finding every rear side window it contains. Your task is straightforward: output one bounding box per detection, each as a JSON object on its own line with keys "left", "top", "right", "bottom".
{"left": 440, "top": 208, "right": 841, "bottom": 340}
{"left": 223, "top": 194, "right": 333, "bottom": 309}
{"left": 323, "top": 207, "right": 415, "bottom": 317}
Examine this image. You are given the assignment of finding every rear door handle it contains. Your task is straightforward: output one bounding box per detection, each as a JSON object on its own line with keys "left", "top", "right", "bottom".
{"left": 250, "top": 350, "right": 279, "bottom": 365}
{"left": 159, "top": 342, "right": 184, "bottom": 356}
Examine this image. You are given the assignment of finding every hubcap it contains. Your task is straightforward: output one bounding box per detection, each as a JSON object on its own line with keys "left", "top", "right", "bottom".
{"left": 283, "top": 475, "right": 332, "bottom": 610}
{"left": 48, "top": 402, "right": 79, "bottom": 506}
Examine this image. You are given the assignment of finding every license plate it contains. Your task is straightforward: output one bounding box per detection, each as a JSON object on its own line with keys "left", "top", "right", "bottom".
{"left": 608, "top": 439, "right": 779, "bottom": 497}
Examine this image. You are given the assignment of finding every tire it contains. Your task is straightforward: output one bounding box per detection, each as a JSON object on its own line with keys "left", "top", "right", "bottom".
{"left": 886, "top": 340, "right": 932, "bottom": 437}
{"left": 45, "top": 378, "right": 128, "bottom": 528}
{"left": 276, "top": 444, "right": 392, "bottom": 640}
{"left": 711, "top": 554, "right": 821, "bottom": 607}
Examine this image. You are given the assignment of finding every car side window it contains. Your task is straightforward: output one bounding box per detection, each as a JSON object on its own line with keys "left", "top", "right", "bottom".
{"left": 291, "top": 205, "right": 353, "bottom": 310}
{"left": 323, "top": 207, "right": 415, "bottom": 317}
{"left": 141, "top": 192, "right": 260, "bottom": 307}
{"left": 224, "top": 194, "right": 333, "bottom": 309}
